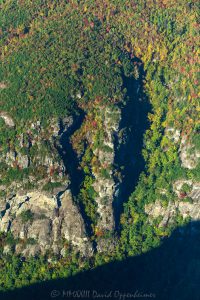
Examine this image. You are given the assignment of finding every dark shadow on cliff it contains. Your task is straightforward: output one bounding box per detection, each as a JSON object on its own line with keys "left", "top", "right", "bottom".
{"left": 114, "top": 58, "right": 151, "bottom": 228}
{"left": 55, "top": 109, "right": 94, "bottom": 236}
{"left": 56, "top": 108, "right": 85, "bottom": 197}
{"left": 1, "top": 221, "right": 200, "bottom": 300}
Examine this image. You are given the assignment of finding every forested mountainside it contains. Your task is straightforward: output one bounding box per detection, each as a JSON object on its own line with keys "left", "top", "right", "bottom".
{"left": 0, "top": 0, "right": 199, "bottom": 298}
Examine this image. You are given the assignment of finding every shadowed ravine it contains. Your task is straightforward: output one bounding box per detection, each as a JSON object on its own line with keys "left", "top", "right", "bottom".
{"left": 55, "top": 61, "right": 151, "bottom": 232}
{"left": 57, "top": 109, "right": 85, "bottom": 197}
{"left": 54, "top": 59, "right": 151, "bottom": 234}
{"left": 55, "top": 110, "right": 95, "bottom": 236}
{"left": 1, "top": 221, "right": 200, "bottom": 300}
{"left": 114, "top": 59, "right": 151, "bottom": 229}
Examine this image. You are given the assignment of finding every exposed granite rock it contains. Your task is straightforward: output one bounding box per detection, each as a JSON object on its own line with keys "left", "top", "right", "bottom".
{"left": 92, "top": 107, "right": 121, "bottom": 232}
{"left": 173, "top": 179, "right": 193, "bottom": 195}
{"left": 0, "top": 190, "right": 92, "bottom": 257}
{"left": 0, "top": 82, "right": 7, "bottom": 89}
{"left": 0, "top": 106, "right": 123, "bottom": 255}
{"left": 96, "top": 236, "right": 118, "bottom": 253}
{"left": 0, "top": 112, "right": 15, "bottom": 127}
{"left": 0, "top": 116, "right": 73, "bottom": 199}
{"left": 145, "top": 200, "right": 178, "bottom": 227}
{"left": 173, "top": 180, "right": 200, "bottom": 200}
{"left": 165, "top": 127, "right": 180, "bottom": 143}
{"left": 5, "top": 151, "right": 16, "bottom": 166}
{"left": 93, "top": 178, "right": 116, "bottom": 231}
{"left": 0, "top": 114, "right": 94, "bottom": 257}
{"left": 179, "top": 136, "right": 200, "bottom": 169}
{"left": 145, "top": 181, "right": 200, "bottom": 227}
{"left": 3, "top": 245, "right": 12, "bottom": 255}
{"left": 59, "top": 190, "right": 93, "bottom": 256}
{"left": 16, "top": 153, "right": 29, "bottom": 168}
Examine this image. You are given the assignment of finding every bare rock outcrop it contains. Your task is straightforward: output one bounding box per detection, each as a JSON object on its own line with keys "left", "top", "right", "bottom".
{"left": 59, "top": 190, "right": 93, "bottom": 256}
{"left": 0, "top": 82, "right": 7, "bottom": 89}
{"left": 145, "top": 181, "right": 200, "bottom": 227}
{"left": 0, "top": 190, "right": 92, "bottom": 257}
{"left": 179, "top": 136, "right": 200, "bottom": 169}
{"left": 165, "top": 127, "right": 180, "bottom": 143}
{"left": 92, "top": 107, "right": 121, "bottom": 232}
{"left": 0, "top": 112, "right": 15, "bottom": 127}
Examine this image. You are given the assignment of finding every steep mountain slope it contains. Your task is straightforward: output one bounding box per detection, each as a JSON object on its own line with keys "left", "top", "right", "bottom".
{"left": 0, "top": 0, "right": 199, "bottom": 294}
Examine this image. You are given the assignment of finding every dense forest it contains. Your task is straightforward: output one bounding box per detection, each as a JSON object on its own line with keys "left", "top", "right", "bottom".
{"left": 0, "top": 1, "right": 199, "bottom": 299}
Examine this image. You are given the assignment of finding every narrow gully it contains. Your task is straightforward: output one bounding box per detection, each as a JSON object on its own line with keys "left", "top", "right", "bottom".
{"left": 113, "top": 59, "right": 151, "bottom": 229}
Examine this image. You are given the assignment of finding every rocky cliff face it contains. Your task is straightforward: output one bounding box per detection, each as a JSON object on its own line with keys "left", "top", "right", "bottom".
{"left": 91, "top": 107, "right": 121, "bottom": 252}
{"left": 145, "top": 180, "right": 200, "bottom": 228}
{"left": 70, "top": 103, "right": 122, "bottom": 252}
{"left": 0, "top": 114, "right": 93, "bottom": 257}
{"left": 1, "top": 100, "right": 199, "bottom": 257}
{"left": 0, "top": 116, "right": 67, "bottom": 194}
{"left": 0, "top": 101, "right": 123, "bottom": 256}
{"left": 1, "top": 189, "right": 92, "bottom": 257}
{"left": 92, "top": 107, "right": 120, "bottom": 231}
{"left": 179, "top": 135, "right": 200, "bottom": 170}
